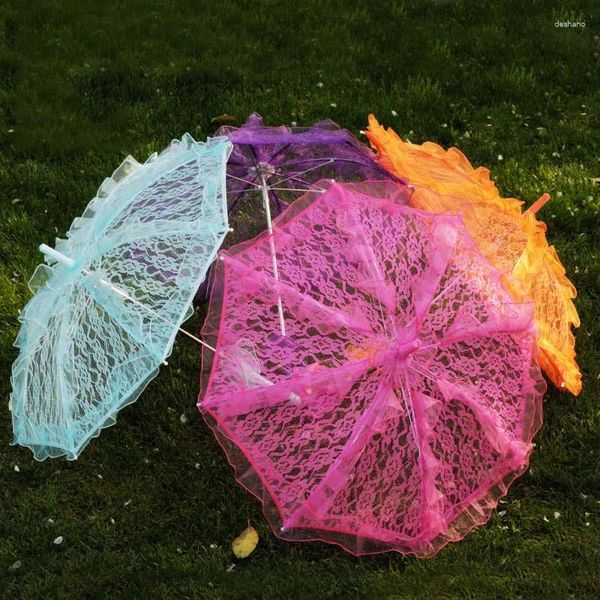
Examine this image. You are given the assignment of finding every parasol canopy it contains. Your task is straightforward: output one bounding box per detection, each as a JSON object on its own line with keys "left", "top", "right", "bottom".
{"left": 199, "top": 180, "right": 545, "bottom": 556}
{"left": 10, "top": 134, "right": 231, "bottom": 460}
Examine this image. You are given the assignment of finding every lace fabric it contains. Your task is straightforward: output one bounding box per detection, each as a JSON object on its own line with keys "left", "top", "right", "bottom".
{"left": 366, "top": 115, "right": 581, "bottom": 395}
{"left": 198, "top": 180, "right": 545, "bottom": 557}
{"left": 220, "top": 113, "right": 399, "bottom": 219}
{"left": 198, "top": 113, "right": 401, "bottom": 298}
{"left": 10, "top": 134, "right": 232, "bottom": 460}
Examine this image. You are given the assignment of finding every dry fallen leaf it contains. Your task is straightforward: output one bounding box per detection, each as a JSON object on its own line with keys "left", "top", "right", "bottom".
{"left": 211, "top": 114, "right": 237, "bottom": 124}
{"left": 232, "top": 524, "right": 258, "bottom": 559}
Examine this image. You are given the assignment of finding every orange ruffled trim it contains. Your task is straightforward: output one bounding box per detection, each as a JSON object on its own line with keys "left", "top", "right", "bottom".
{"left": 366, "top": 115, "right": 524, "bottom": 216}
{"left": 366, "top": 115, "right": 582, "bottom": 395}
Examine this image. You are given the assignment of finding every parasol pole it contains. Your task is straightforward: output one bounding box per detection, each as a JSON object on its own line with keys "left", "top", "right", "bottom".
{"left": 38, "top": 245, "right": 279, "bottom": 390}
{"left": 39, "top": 244, "right": 217, "bottom": 356}
{"left": 258, "top": 171, "right": 286, "bottom": 336}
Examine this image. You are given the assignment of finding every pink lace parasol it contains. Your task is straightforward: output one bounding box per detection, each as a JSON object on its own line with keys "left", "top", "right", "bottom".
{"left": 198, "top": 180, "right": 545, "bottom": 557}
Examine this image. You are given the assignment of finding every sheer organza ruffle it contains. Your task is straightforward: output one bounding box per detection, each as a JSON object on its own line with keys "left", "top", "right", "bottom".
{"left": 366, "top": 115, "right": 581, "bottom": 395}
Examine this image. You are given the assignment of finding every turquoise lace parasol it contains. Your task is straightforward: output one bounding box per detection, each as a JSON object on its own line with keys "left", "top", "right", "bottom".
{"left": 10, "top": 134, "right": 232, "bottom": 460}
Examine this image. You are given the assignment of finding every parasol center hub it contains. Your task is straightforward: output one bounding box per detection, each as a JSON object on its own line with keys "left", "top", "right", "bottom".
{"left": 389, "top": 335, "right": 422, "bottom": 364}
{"left": 249, "top": 161, "right": 277, "bottom": 181}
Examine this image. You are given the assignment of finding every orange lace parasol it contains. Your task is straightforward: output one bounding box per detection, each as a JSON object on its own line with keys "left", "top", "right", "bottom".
{"left": 366, "top": 115, "right": 581, "bottom": 395}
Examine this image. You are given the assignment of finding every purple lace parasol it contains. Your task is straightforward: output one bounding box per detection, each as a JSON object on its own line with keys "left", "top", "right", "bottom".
{"left": 198, "top": 113, "right": 404, "bottom": 298}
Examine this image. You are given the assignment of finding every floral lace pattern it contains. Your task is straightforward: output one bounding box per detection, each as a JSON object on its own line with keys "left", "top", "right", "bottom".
{"left": 10, "top": 135, "right": 232, "bottom": 460}
{"left": 199, "top": 180, "right": 545, "bottom": 556}
{"left": 366, "top": 115, "right": 581, "bottom": 395}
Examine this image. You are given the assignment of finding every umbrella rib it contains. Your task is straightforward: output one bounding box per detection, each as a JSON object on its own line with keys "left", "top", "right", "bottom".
{"left": 282, "top": 375, "right": 390, "bottom": 530}
{"left": 398, "top": 368, "right": 421, "bottom": 454}
{"left": 267, "top": 187, "right": 326, "bottom": 193}
{"left": 424, "top": 276, "right": 464, "bottom": 316}
{"left": 226, "top": 173, "right": 260, "bottom": 188}
{"left": 54, "top": 286, "right": 89, "bottom": 450}
{"left": 271, "top": 158, "right": 335, "bottom": 186}
{"left": 271, "top": 157, "right": 336, "bottom": 167}
{"left": 409, "top": 361, "right": 519, "bottom": 457}
{"left": 412, "top": 221, "right": 459, "bottom": 326}
{"left": 270, "top": 173, "right": 318, "bottom": 190}
{"left": 394, "top": 371, "right": 440, "bottom": 540}
{"left": 274, "top": 157, "right": 364, "bottom": 168}
{"left": 396, "top": 367, "right": 449, "bottom": 543}
{"left": 407, "top": 362, "right": 439, "bottom": 384}
{"left": 403, "top": 384, "right": 449, "bottom": 542}
{"left": 342, "top": 212, "right": 396, "bottom": 338}
{"left": 225, "top": 154, "right": 261, "bottom": 214}
{"left": 441, "top": 380, "right": 517, "bottom": 456}
{"left": 439, "top": 321, "right": 532, "bottom": 348}
{"left": 262, "top": 141, "right": 293, "bottom": 167}
{"left": 200, "top": 358, "right": 372, "bottom": 416}
{"left": 88, "top": 271, "right": 217, "bottom": 353}
{"left": 267, "top": 187, "right": 290, "bottom": 215}
{"left": 225, "top": 171, "right": 260, "bottom": 215}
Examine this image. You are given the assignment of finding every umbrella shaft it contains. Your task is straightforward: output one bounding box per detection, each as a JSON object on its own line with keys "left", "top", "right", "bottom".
{"left": 38, "top": 245, "right": 217, "bottom": 353}
{"left": 259, "top": 172, "right": 286, "bottom": 336}
{"left": 39, "top": 244, "right": 76, "bottom": 268}
{"left": 90, "top": 272, "right": 217, "bottom": 353}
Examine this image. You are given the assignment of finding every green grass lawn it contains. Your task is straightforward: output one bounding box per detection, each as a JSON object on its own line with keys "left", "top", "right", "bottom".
{"left": 1, "top": 1, "right": 599, "bottom": 598}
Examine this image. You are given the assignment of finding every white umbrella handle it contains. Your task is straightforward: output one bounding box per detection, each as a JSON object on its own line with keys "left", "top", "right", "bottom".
{"left": 259, "top": 172, "right": 286, "bottom": 336}
{"left": 39, "top": 244, "right": 76, "bottom": 269}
